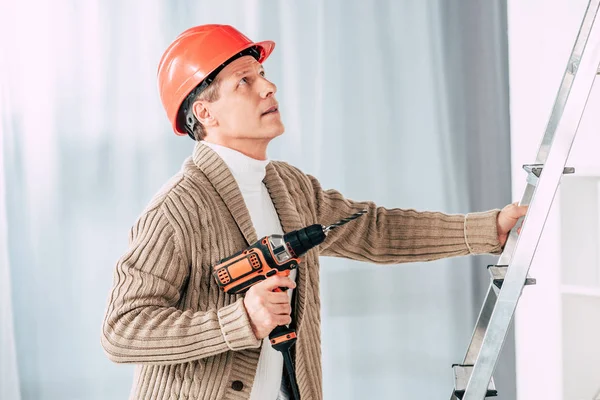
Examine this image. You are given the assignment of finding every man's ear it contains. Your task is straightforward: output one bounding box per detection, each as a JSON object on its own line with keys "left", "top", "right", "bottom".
{"left": 192, "top": 100, "right": 217, "bottom": 127}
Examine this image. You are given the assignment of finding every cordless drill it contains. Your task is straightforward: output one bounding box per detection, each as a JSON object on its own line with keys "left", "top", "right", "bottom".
{"left": 212, "top": 210, "right": 367, "bottom": 400}
{"left": 212, "top": 210, "right": 367, "bottom": 294}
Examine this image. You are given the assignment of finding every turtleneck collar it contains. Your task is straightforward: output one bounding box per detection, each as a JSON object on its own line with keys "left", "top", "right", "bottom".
{"left": 201, "top": 141, "right": 269, "bottom": 189}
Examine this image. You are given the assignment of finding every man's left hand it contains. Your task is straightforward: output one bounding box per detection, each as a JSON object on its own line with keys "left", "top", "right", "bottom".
{"left": 497, "top": 202, "right": 528, "bottom": 247}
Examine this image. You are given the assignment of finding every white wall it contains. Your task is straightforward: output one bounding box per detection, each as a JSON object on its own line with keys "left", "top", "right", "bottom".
{"left": 508, "top": 0, "right": 600, "bottom": 399}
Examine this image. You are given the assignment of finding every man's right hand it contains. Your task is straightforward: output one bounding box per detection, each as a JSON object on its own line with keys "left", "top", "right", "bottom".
{"left": 243, "top": 275, "right": 295, "bottom": 340}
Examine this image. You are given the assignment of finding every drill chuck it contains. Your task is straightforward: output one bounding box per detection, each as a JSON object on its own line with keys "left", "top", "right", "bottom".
{"left": 283, "top": 210, "right": 368, "bottom": 257}
{"left": 283, "top": 224, "right": 326, "bottom": 258}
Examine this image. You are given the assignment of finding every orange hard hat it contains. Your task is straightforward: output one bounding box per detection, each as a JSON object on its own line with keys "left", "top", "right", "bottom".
{"left": 157, "top": 24, "right": 275, "bottom": 136}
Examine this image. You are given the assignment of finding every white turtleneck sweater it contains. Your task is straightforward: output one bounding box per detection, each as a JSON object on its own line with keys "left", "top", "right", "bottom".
{"left": 203, "top": 141, "right": 296, "bottom": 400}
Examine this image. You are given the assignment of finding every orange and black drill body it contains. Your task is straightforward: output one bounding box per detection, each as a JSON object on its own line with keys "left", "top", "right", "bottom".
{"left": 212, "top": 223, "right": 327, "bottom": 295}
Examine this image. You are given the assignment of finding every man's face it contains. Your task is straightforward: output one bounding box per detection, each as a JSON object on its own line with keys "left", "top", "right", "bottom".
{"left": 205, "top": 55, "right": 284, "bottom": 141}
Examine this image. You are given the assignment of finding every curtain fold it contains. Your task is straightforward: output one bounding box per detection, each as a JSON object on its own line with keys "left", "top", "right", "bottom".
{"left": 1, "top": 69, "right": 22, "bottom": 400}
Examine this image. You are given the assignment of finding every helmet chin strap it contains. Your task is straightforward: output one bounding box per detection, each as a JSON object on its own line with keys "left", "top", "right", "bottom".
{"left": 184, "top": 118, "right": 196, "bottom": 141}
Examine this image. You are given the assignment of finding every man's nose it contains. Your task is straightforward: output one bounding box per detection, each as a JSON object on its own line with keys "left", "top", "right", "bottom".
{"left": 259, "top": 78, "right": 277, "bottom": 98}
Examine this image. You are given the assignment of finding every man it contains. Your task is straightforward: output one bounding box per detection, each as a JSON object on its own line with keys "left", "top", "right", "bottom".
{"left": 101, "top": 25, "right": 526, "bottom": 400}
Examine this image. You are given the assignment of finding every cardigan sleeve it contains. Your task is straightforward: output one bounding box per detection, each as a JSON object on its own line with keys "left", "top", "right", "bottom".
{"left": 101, "top": 204, "right": 260, "bottom": 365}
{"left": 306, "top": 175, "right": 503, "bottom": 263}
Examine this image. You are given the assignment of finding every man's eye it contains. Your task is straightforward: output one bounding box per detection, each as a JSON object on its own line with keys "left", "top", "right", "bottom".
{"left": 260, "top": 71, "right": 265, "bottom": 77}
{"left": 239, "top": 77, "right": 248, "bottom": 85}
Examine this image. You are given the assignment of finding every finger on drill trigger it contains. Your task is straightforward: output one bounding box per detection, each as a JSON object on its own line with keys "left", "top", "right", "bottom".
{"left": 261, "top": 275, "right": 296, "bottom": 292}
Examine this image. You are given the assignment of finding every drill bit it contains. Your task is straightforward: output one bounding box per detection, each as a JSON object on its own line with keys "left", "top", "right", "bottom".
{"left": 323, "top": 210, "right": 368, "bottom": 234}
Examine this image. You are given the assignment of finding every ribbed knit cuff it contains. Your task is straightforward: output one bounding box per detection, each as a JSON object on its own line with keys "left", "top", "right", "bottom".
{"left": 217, "top": 298, "right": 262, "bottom": 351}
{"left": 464, "top": 210, "right": 503, "bottom": 255}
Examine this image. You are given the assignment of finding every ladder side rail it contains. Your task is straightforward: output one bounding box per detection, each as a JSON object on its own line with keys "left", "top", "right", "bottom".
{"left": 463, "top": 9, "right": 600, "bottom": 398}
{"left": 535, "top": 0, "right": 600, "bottom": 166}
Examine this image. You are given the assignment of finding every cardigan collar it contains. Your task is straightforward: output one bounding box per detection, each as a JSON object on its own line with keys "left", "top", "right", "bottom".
{"left": 192, "top": 141, "right": 305, "bottom": 245}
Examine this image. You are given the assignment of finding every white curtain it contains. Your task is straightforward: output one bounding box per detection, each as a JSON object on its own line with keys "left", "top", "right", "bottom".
{"left": 0, "top": 1, "right": 513, "bottom": 399}
{"left": 0, "top": 63, "right": 22, "bottom": 400}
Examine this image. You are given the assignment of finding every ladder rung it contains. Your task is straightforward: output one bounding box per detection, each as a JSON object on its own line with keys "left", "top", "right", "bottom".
{"left": 452, "top": 364, "right": 498, "bottom": 399}
{"left": 487, "top": 265, "right": 537, "bottom": 289}
{"left": 522, "top": 164, "right": 575, "bottom": 177}
{"left": 522, "top": 164, "right": 575, "bottom": 186}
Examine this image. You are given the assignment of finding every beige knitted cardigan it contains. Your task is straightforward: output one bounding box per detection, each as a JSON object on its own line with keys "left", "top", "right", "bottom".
{"left": 101, "top": 142, "right": 502, "bottom": 400}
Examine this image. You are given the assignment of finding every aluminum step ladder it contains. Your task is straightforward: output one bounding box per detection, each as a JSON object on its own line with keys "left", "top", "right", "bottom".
{"left": 451, "top": 1, "right": 600, "bottom": 398}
